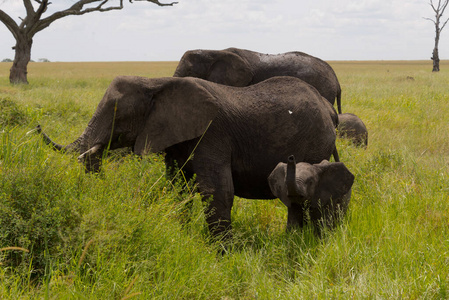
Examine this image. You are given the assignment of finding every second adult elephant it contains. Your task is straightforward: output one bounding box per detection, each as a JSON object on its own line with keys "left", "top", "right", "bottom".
{"left": 37, "top": 76, "right": 345, "bottom": 237}
{"left": 174, "top": 47, "right": 342, "bottom": 113}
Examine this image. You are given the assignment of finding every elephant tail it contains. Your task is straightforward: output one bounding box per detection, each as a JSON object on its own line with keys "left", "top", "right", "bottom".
{"left": 332, "top": 146, "right": 340, "bottom": 162}
{"left": 336, "top": 88, "right": 342, "bottom": 114}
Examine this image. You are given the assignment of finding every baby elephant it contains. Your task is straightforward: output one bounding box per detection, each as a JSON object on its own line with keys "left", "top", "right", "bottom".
{"left": 268, "top": 155, "right": 354, "bottom": 233}
{"left": 337, "top": 113, "right": 368, "bottom": 147}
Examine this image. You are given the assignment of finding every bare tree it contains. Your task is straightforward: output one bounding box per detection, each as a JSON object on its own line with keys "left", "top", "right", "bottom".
{"left": 424, "top": 0, "right": 449, "bottom": 72}
{"left": 0, "top": 0, "right": 177, "bottom": 84}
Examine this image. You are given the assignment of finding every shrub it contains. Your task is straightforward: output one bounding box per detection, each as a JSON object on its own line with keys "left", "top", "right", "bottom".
{"left": 0, "top": 165, "right": 83, "bottom": 277}
{"left": 0, "top": 98, "right": 28, "bottom": 127}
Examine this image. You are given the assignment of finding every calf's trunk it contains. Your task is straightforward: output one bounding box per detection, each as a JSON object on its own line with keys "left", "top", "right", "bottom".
{"left": 286, "top": 155, "right": 300, "bottom": 197}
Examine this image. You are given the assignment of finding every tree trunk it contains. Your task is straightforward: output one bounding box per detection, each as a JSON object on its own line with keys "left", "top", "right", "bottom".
{"left": 10, "top": 34, "right": 33, "bottom": 84}
{"left": 432, "top": 47, "right": 440, "bottom": 72}
{"left": 432, "top": 15, "right": 441, "bottom": 72}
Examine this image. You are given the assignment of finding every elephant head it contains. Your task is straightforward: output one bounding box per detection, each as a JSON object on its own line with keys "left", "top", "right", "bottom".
{"left": 268, "top": 155, "right": 354, "bottom": 229}
{"left": 37, "top": 76, "right": 220, "bottom": 172}
{"left": 337, "top": 113, "right": 368, "bottom": 148}
{"left": 174, "top": 49, "right": 254, "bottom": 87}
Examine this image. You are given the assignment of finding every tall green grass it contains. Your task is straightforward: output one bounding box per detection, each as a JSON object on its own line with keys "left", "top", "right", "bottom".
{"left": 0, "top": 61, "right": 448, "bottom": 299}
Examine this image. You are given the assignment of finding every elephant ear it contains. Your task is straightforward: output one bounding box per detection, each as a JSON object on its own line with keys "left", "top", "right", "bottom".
{"left": 208, "top": 52, "right": 254, "bottom": 86}
{"left": 268, "top": 163, "right": 292, "bottom": 207}
{"left": 134, "top": 78, "right": 219, "bottom": 154}
{"left": 313, "top": 160, "right": 355, "bottom": 208}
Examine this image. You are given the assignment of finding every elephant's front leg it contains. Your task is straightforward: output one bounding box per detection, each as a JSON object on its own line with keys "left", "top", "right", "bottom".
{"left": 286, "top": 202, "right": 306, "bottom": 230}
{"left": 195, "top": 164, "right": 235, "bottom": 239}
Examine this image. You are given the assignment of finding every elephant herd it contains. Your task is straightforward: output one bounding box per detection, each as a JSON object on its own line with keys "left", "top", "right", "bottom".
{"left": 37, "top": 47, "right": 369, "bottom": 238}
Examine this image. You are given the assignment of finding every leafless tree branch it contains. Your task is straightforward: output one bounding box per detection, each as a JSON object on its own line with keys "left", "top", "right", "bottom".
{"left": 0, "top": 9, "right": 20, "bottom": 40}
{"left": 31, "top": 0, "right": 177, "bottom": 34}
{"left": 131, "top": 0, "right": 178, "bottom": 6}
{"left": 441, "top": 17, "right": 449, "bottom": 31}
{"left": 26, "top": 0, "right": 49, "bottom": 34}
{"left": 23, "top": 0, "right": 35, "bottom": 17}
{"left": 424, "top": 17, "right": 437, "bottom": 25}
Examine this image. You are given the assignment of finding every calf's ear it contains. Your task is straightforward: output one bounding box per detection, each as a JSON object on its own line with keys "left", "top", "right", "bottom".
{"left": 134, "top": 78, "right": 219, "bottom": 154}
{"left": 268, "top": 163, "right": 292, "bottom": 207}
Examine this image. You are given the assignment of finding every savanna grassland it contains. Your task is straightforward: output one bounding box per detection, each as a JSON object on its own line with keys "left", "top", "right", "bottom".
{"left": 0, "top": 60, "right": 448, "bottom": 299}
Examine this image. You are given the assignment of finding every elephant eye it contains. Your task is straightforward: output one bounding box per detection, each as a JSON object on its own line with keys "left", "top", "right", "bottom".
{"left": 305, "top": 179, "right": 315, "bottom": 191}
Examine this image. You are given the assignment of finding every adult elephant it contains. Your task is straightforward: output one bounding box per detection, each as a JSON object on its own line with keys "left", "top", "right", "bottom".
{"left": 174, "top": 47, "right": 342, "bottom": 113}
{"left": 37, "top": 76, "right": 351, "bottom": 237}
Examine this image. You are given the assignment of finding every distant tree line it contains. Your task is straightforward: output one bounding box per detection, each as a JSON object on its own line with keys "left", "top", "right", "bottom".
{"left": 1, "top": 58, "right": 50, "bottom": 63}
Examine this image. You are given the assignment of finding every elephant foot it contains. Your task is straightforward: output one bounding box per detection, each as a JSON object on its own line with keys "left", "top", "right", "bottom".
{"left": 207, "top": 219, "right": 232, "bottom": 240}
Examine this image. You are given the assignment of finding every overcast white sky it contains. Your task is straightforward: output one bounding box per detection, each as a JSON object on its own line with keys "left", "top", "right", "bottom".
{"left": 0, "top": 0, "right": 443, "bottom": 62}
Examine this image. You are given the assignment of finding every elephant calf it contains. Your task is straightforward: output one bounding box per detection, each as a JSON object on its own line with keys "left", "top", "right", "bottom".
{"left": 37, "top": 75, "right": 347, "bottom": 237}
{"left": 268, "top": 155, "right": 354, "bottom": 232}
{"left": 337, "top": 113, "right": 368, "bottom": 147}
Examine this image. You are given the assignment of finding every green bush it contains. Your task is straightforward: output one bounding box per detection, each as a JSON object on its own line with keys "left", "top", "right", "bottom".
{"left": 0, "top": 164, "right": 83, "bottom": 276}
{"left": 0, "top": 98, "right": 28, "bottom": 127}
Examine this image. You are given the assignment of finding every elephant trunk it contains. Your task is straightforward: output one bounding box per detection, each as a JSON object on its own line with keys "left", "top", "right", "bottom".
{"left": 286, "top": 155, "right": 301, "bottom": 197}
{"left": 36, "top": 124, "right": 83, "bottom": 153}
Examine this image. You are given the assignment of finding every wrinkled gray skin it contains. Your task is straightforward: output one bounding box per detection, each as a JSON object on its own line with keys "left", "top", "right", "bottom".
{"left": 268, "top": 155, "right": 354, "bottom": 233}
{"left": 38, "top": 76, "right": 340, "bottom": 237}
{"left": 174, "top": 47, "right": 342, "bottom": 114}
{"left": 338, "top": 113, "right": 368, "bottom": 147}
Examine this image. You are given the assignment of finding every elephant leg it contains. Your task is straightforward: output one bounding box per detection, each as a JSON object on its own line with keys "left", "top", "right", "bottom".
{"left": 165, "top": 156, "right": 194, "bottom": 186}
{"left": 164, "top": 151, "right": 197, "bottom": 227}
{"left": 310, "top": 207, "right": 340, "bottom": 237}
{"left": 195, "top": 164, "right": 235, "bottom": 239}
{"left": 286, "top": 202, "right": 306, "bottom": 230}
{"left": 165, "top": 152, "right": 181, "bottom": 180}
{"left": 165, "top": 144, "right": 195, "bottom": 184}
